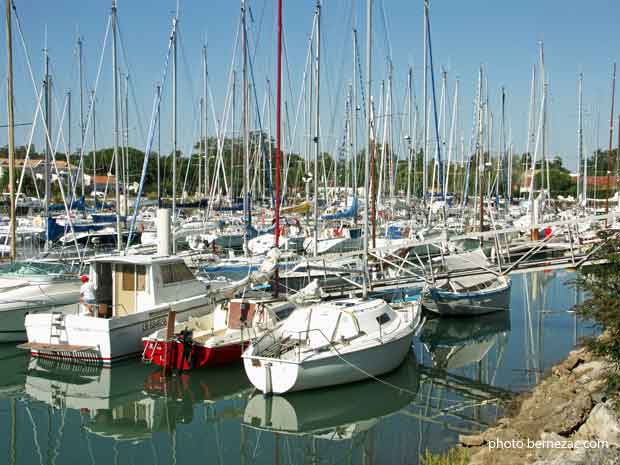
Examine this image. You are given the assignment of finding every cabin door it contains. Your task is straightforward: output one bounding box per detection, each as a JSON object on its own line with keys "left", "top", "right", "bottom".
{"left": 114, "top": 264, "right": 146, "bottom": 316}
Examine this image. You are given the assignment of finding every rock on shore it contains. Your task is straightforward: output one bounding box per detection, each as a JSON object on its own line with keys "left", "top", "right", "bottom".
{"left": 459, "top": 347, "right": 620, "bottom": 465}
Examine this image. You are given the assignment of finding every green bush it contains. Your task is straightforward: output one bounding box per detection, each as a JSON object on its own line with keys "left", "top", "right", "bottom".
{"left": 574, "top": 232, "right": 620, "bottom": 392}
{"left": 420, "top": 448, "right": 470, "bottom": 465}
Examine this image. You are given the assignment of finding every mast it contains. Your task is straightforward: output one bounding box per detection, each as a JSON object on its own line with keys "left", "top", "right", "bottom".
{"left": 171, "top": 12, "right": 178, "bottom": 253}
{"left": 352, "top": 30, "right": 358, "bottom": 208}
{"left": 312, "top": 0, "right": 321, "bottom": 258}
{"left": 43, "top": 40, "right": 51, "bottom": 248}
{"left": 199, "top": 96, "right": 203, "bottom": 198}
{"left": 422, "top": 0, "right": 428, "bottom": 200}
{"left": 362, "top": 0, "right": 372, "bottom": 298}
{"left": 242, "top": 0, "right": 250, "bottom": 256}
{"left": 124, "top": 73, "right": 129, "bottom": 215}
{"left": 156, "top": 84, "right": 161, "bottom": 208}
{"left": 92, "top": 90, "right": 97, "bottom": 208}
{"left": 78, "top": 35, "right": 85, "bottom": 199}
{"left": 274, "top": 0, "right": 282, "bottom": 294}
{"left": 231, "top": 70, "right": 236, "bottom": 200}
{"left": 605, "top": 62, "right": 616, "bottom": 227}
{"left": 5, "top": 0, "right": 16, "bottom": 260}
{"left": 406, "top": 66, "right": 413, "bottom": 204}
{"left": 577, "top": 73, "right": 583, "bottom": 203}
{"left": 112, "top": 0, "right": 121, "bottom": 252}
{"left": 67, "top": 90, "right": 72, "bottom": 197}
{"left": 203, "top": 45, "right": 209, "bottom": 198}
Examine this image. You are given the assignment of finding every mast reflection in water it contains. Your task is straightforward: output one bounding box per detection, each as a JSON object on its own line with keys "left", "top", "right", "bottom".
{"left": 0, "top": 271, "right": 598, "bottom": 465}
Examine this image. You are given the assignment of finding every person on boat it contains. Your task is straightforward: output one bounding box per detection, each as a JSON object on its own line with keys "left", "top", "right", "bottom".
{"left": 79, "top": 275, "right": 96, "bottom": 316}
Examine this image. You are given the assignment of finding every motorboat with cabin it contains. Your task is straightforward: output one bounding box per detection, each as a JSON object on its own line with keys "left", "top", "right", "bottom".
{"left": 21, "top": 254, "right": 228, "bottom": 364}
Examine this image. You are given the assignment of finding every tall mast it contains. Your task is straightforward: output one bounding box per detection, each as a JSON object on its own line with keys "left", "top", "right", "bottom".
{"left": 362, "top": 0, "right": 372, "bottom": 298}
{"left": 231, "top": 71, "right": 236, "bottom": 199}
{"left": 67, "top": 90, "right": 72, "bottom": 197}
{"left": 406, "top": 66, "right": 413, "bottom": 204}
{"left": 605, "top": 62, "right": 616, "bottom": 226}
{"left": 77, "top": 35, "right": 85, "bottom": 198}
{"left": 111, "top": 0, "right": 121, "bottom": 252}
{"left": 577, "top": 73, "right": 583, "bottom": 203}
{"left": 5, "top": 0, "right": 16, "bottom": 260}
{"left": 242, "top": 0, "right": 250, "bottom": 256}
{"left": 199, "top": 96, "right": 203, "bottom": 198}
{"left": 274, "top": 0, "right": 283, "bottom": 294}
{"left": 203, "top": 45, "right": 209, "bottom": 198}
{"left": 92, "top": 90, "right": 97, "bottom": 208}
{"left": 156, "top": 84, "right": 161, "bottom": 208}
{"left": 171, "top": 12, "right": 178, "bottom": 253}
{"left": 124, "top": 73, "right": 129, "bottom": 215}
{"left": 422, "top": 0, "right": 428, "bottom": 200}
{"left": 43, "top": 37, "right": 51, "bottom": 249}
{"left": 352, "top": 29, "right": 358, "bottom": 207}
{"left": 312, "top": 0, "right": 321, "bottom": 258}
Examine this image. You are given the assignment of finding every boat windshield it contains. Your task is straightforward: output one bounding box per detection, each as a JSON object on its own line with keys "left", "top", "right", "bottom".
{"left": 0, "top": 261, "right": 75, "bottom": 277}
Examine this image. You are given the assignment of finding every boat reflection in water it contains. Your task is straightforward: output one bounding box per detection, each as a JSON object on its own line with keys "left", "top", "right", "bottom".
{"left": 24, "top": 358, "right": 251, "bottom": 441}
{"left": 243, "top": 352, "right": 419, "bottom": 440}
{"left": 0, "top": 345, "right": 28, "bottom": 397}
{"left": 419, "top": 311, "right": 511, "bottom": 371}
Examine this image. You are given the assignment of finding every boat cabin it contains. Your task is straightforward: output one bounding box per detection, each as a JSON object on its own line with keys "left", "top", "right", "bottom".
{"left": 89, "top": 255, "right": 205, "bottom": 318}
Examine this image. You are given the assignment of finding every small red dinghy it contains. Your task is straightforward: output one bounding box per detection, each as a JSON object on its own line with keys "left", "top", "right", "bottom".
{"left": 142, "top": 297, "right": 294, "bottom": 371}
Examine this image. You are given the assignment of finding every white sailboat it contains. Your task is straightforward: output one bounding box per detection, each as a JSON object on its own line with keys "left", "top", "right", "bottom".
{"left": 242, "top": 297, "right": 422, "bottom": 394}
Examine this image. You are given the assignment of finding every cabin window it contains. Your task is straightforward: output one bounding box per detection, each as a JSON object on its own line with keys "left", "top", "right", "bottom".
{"left": 161, "top": 263, "right": 194, "bottom": 285}
{"left": 376, "top": 313, "right": 391, "bottom": 325}
{"left": 121, "top": 265, "right": 146, "bottom": 291}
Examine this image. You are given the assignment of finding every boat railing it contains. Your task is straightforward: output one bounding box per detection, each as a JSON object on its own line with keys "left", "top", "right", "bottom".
{"left": 257, "top": 328, "right": 342, "bottom": 362}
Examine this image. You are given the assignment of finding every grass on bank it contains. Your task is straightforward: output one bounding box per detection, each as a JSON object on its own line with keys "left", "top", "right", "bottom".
{"left": 420, "top": 448, "right": 470, "bottom": 465}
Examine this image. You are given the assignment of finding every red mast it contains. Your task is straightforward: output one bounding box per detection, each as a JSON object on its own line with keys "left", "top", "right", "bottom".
{"left": 274, "top": 0, "right": 282, "bottom": 294}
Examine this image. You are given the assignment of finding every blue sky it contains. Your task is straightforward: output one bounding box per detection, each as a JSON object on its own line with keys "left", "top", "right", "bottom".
{"left": 2, "top": 0, "right": 619, "bottom": 172}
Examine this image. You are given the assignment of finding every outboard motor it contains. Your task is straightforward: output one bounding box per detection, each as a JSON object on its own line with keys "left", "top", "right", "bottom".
{"left": 177, "top": 328, "right": 194, "bottom": 372}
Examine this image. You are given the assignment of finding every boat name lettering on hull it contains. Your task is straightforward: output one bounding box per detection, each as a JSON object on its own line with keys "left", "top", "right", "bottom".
{"left": 143, "top": 314, "right": 168, "bottom": 333}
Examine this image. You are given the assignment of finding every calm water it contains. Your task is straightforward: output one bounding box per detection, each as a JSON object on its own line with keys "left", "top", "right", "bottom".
{"left": 0, "top": 270, "right": 597, "bottom": 465}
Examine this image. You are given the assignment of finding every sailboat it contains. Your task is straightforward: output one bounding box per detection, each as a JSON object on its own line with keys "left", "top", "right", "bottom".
{"left": 420, "top": 249, "right": 511, "bottom": 316}
{"left": 243, "top": 352, "right": 419, "bottom": 438}
{"left": 242, "top": 297, "right": 422, "bottom": 394}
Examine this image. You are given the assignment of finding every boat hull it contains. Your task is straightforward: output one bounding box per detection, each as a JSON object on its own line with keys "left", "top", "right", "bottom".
{"left": 25, "top": 298, "right": 216, "bottom": 365}
{"left": 142, "top": 339, "right": 247, "bottom": 371}
{"left": 421, "top": 280, "right": 512, "bottom": 316}
{"left": 243, "top": 330, "right": 413, "bottom": 394}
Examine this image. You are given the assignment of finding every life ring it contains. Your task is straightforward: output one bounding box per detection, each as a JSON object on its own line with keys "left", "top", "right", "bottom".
{"left": 332, "top": 227, "right": 344, "bottom": 237}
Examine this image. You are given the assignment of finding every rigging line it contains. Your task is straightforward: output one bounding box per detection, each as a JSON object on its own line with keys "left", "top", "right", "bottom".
{"left": 246, "top": 28, "right": 273, "bottom": 202}
{"left": 73, "top": 15, "right": 112, "bottom": 196}
{"left": 47, "top": 64, "right": 77, "bottom": 198}
{"left": 125, "top": 21, "right": 176, "bottom": 250}
{"left": 208, "top": 14, "right": 243, "bottom": 206}
{"left": 283, "top": 16, "right": 315, "bottom": 163}
{"left": 177, "top": 27, "right": 198, "bottom": 120}
{"left": 247, "top": 0, "right": 268, "bottom": 68}
{"left": 14, "top": 86, "right": 44, "bottom": 203}
{"left": 116, "top": 15, "right": 147, "bottom": 145}
{"left": 321, "top": 1, "right": 352, "bottom": 142}
{"left": 379, "top": 0, "right": 393, "bottom": 66}
{"left": 181, "top": 99, "right": 202, "bottom": 197}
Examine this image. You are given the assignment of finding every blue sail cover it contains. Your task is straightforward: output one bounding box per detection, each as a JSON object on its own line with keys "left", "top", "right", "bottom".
{"left": 46, "top": 217, "right": 121, "bottom": 242}
{"left": 48, "top": 196, "right": 86, "bottom": 212}
{"left": 321, "top": 197, "right": 359, "bottom": 221}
